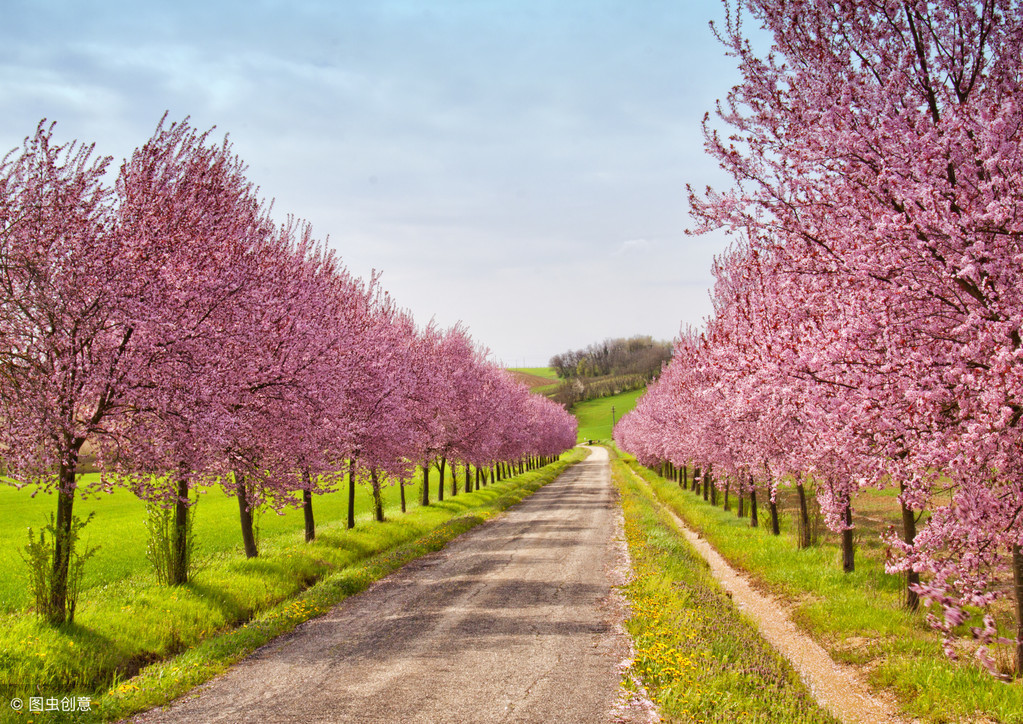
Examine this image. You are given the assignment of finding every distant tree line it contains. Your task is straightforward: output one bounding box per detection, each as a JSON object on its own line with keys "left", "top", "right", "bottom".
{"left": 549, "top": 336, "right": 672, "bottom": 381}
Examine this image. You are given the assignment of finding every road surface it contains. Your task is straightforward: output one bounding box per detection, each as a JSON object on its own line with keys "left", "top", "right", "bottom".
{"left": 133, "top": 447, "right": 631, "bottom": 723}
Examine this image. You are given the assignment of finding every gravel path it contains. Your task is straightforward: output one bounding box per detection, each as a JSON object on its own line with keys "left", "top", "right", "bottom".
{"left": 630, "top": 472, "right": 911, "bottom": 724}
{"left": 132, "top": 447, "right": 634, "bottom": 723}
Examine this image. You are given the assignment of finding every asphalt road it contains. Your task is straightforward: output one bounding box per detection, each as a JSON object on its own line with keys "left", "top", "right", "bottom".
{"left": 132, "top": 446, "right": 629, "bottom": 723}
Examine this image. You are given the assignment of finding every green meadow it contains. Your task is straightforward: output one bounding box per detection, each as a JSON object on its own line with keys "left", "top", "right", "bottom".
{"left": 573, "top": 387, "right": 644, "bottom": 442}
{"left": 0, "top": 472, "right": 410, "bottom": 613}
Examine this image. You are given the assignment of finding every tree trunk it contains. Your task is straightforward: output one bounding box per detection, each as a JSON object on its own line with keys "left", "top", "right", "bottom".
{"left": 237, "top": 474, "right": 258, "bottom": 559}
{"left": 681, "top": 464, "right": 687, "bottom": 488}
{"left": 347, "top": 458, "right": 357, "bottom": 529}
{"left": 749, "top": 485, "right": 759, "bottom": 528}
{"left": 422, "top": 464, "right": 430, "bottom": 506}
{"left": 692, "top": 466, "right": 701, "bottom": 494}
{"left": 437, "top": 457, "right": 446, "bottom": 501}
{"left": 464, "top": 463, "right": 472, "bottom": 494}
{"left": 723, "top": 479, "right": 731, "bottom": 512}
{"left": 900, "top": 482, "right": 919, "bottom": 611}
{"left": 769, "top": 499, "right": 780, "bottom": 536}
{"left": 796, "top": 480, "right": 811, "bottom": 549}
{"left": 709, "top": 470, "right": 717, "bottom": 506}
{"left": 842, "top": 496, "right": 854, "bottom": 573}
{"left": 50, "top": 453, "right": 79, "bottom": 624}
{"left": 1013, "top": 543, "right": 1023, "bottom": 680}
{"left": 399, "top": 478, "right": 407, "bottom": 513}
{"left": 171, "top": 472, "right": 190, "bottom": 584}
{"left": 302, "top": 470, "right": 315, "bottom": 543}
{"left": 371, "top": 468, "right": 385, "bottom": 522}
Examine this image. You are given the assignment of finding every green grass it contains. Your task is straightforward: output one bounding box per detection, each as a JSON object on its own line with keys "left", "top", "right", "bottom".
{"left": 620, "top": 452, "right": 1023, "bottom": 724}
{"left": 0, "top": 471, "right": 422, "bottom": 613}
{"left": 0, "top": 451, "right": 585, "bottom": 723}
{"left": 573, "top": 387, "right": 644, "bottom": 442}
{"left": 611, "top": 454, "right": 838, "bottom": 723}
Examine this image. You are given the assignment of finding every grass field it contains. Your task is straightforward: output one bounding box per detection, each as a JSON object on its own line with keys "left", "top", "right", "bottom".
{"left": 620, "top": 450, "right": 1023, "bottom": 723}
{"left": 0, "top": 453, "right": 584, "bottom": 722}
{"left": 573, "top": 387, "right": 644, "bottom": 442}
{"left": 0, "top": 472, "right": 420, "bottom": 613}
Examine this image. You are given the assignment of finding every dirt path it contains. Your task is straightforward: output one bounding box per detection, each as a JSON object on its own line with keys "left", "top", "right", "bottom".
{"left": 132, "top": 447, "right": 634, "bottom": 723}
{"left": 630, "top": 471, "right": 910, "bottom": 724}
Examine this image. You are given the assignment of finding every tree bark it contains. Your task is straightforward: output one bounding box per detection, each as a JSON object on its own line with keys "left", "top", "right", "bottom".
{"left": 437, "top": 457, "right": 446, "bottom": 502}
{"left": 796, "top": 480, "right": 811, "bottom": 549}
{"left": 749, "top": 485, "right": 759, "bottom": 528}
{"left": 681, "top": 464, "right": 687, "bottom": 487}
{"left": 347, "top": 458, "right": 357, "bottom": 529}
{"left": 49, "top": 447, "right": 81, "bottom": 624}
{"left": 302, "top": 470, "right": 315, "bottom": 543}
{"left": 422, "top": 464, "right": 430, "bottom": 506}
{"left": 692, "top": 467, "right": 701, "bottom": 494}
{"left": 464, "top": 463, "right": 472, "bottom": 494}
{"left": 399, "top": 478, "right": 406, "bottom": 513}
{"left": 371, "top": 468, "right": 385, "bottom": 522}
{"left": 723, "top": 479, "right": 731, "bottom": 512}
{"left": 237, "top": 474, "right": 258, "bottom": 559}
{"left": 709, "top": 469, "right": 717, "bottom": 506}
{"left": 842, "top": 496, "right": 855, "bottom": 573}
{"left": 769, "top": 498, "right": 780, "bottom": 536}
{"left": 171, "top": 471, "right": 190, "bottom": 584}
{"left": 900, "top": 482, "right": 919, "bottom": 611}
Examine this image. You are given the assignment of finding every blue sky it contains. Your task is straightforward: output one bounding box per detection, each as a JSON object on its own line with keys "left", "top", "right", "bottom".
{"left": 2, "top": 0, "right": 743, "bottom": 367}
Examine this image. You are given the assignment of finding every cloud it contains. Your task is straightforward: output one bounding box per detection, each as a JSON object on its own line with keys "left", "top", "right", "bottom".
{"left": 613, "top": 238, "right": 654, "bottom": 256}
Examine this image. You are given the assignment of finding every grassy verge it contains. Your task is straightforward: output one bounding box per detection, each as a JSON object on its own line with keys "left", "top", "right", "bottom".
{"left": 0, "top": 449, "right": 586, "bottom": 723}
{"left": 620, "top": 453, "right": 1023, "bottom": 724}
{"left": 611, "top": 454, "right": 838, "bottom": 723}
{"left": 574, "top": 387, "right": 644, "bottom": 443}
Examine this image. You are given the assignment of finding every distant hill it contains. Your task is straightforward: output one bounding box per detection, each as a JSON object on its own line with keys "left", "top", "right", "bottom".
{"left": 507, "top": 368, "right": 560, "bottom": 391}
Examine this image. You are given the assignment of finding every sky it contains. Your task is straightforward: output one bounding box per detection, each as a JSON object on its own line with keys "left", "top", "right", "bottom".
{"left": 2, "top": 0, "right": 746, "bottom": 368}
